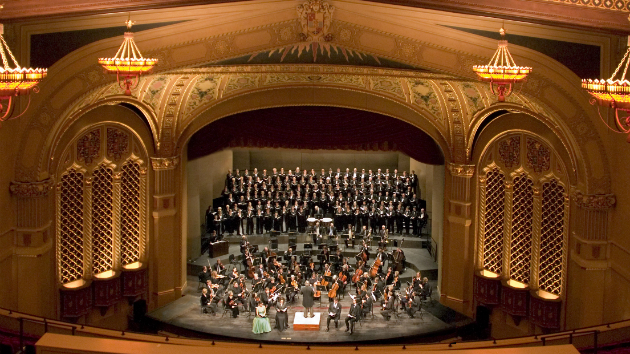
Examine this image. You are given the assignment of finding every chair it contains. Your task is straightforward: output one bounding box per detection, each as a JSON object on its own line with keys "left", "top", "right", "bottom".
{"left": 421, "top": 286, "right": 434, "bottom": 307}
{"left": 229, "top": 254, "right": 240, "bottom": 272}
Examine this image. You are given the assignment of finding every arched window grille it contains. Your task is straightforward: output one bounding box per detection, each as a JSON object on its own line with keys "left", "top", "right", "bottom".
{"left": 56, "top": 125, "right": 147, "bottom": 286}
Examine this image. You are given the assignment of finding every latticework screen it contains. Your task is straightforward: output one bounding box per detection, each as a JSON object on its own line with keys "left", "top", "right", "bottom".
{"left": 120, "top": 161, "right": 141, "bottom": 265}
{"left": 483, "top": 168, "right": 505, "bottom": 275}
{"left": 539, "top": 179, "right": 565, "bottom": 296}
{"left": 59, "top": 170, "right": 84, "bottom": 284}
{"left": 92, "top": 165, "right": 114, "bottom": 275}
{"left": 510, "top": 174, "right": 533, "bottom": 284}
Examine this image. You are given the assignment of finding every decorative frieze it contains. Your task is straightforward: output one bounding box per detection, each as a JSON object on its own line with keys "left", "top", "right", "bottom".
{"left": 447, "top": 163, "right": 475, "bottom": 177}
{"left": 573, "top": 191, "right": 616, "bottom": 210}
{"left": 151, "top": 157, "right": 179, "bottom": 170}
{"left": 10, "top": 179, "right": 54, "bottom": 198}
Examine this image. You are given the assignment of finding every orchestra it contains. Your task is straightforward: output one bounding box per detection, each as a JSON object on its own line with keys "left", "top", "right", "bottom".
{"left": 198, "top": 166, "right": 432, "bottom": 333}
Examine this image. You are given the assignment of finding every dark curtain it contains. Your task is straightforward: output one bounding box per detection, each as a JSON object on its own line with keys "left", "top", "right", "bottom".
{"left": 187, "top": 106, "right": 444, "bottom": 165}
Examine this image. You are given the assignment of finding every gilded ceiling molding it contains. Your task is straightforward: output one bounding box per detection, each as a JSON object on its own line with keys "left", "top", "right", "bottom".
{"left": 541, "top": 0, "right": 630, "bottom": 12}
{"left": 572, "top": 191, "right": 616, "bottom": 210}
{"left": 447, "top": 162, "right": 475, "bottom": 177}
{"left": 10, "top": 179, "right": 55, "bottom": 198}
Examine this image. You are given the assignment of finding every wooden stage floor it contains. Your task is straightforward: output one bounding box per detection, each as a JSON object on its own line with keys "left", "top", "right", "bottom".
{"left": 147, "top": 288, "right": 463, "bottom": 344}
{"left": 146, "top": 233, "right": 472, "bottom": 344}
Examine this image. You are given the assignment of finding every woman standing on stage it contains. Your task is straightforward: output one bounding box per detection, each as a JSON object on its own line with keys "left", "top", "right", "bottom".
{"left": 253, "top": 300, "right": 272, "bottom": 334}
{"left": 275, "top": 297, "right": 289, "bottom": 331}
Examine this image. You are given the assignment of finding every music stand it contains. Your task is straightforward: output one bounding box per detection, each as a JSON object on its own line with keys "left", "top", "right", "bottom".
{"left": 252, "top": 245, "right": 259, "bottom": 253}
{"left": 329, "top": 255, "right": 339, "bottom": 264}
{"left": 304, "top": 243, "right": 313, "bottom": 251}
{"left": 317, "top": 254, "right": 325, "bottom": 262}
{"left": 329, "top": 245, "right": 338, "bottom": 252}
{"left": 323, "top": 275, "right": 333, "bottom": 285}
{"left": 254, "top": 257, "right": 262, "bottom": 266}
{"left": 318, "top": 244, "right": 325, "bottom": 250}
{"left": 371, "top": 235, "right": 380, "bottom": 247}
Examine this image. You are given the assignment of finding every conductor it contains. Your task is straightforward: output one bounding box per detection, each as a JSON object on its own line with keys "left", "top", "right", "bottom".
{"left": 301, "top": 280, "right": 315, "bottom": 318}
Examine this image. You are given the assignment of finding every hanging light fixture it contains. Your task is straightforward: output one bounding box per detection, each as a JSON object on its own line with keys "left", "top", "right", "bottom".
{"left": 582, "top": 36, "right": 630, "bottom": 143}
{"left": 472, "top": 27, "right": 532, "bottom": 102}
{"left": 98, "top": 16, "right": 157, "bottom": 96}
{"left": 0, "top": 23, "right": 47, "bottom": 124}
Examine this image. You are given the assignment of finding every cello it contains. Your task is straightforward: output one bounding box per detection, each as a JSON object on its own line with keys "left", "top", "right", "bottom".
{"left": 328, "top": 281, "right": 339, "bottom": 299}
{"left": 352, "top": 260, "right": 364, "bottom": 283}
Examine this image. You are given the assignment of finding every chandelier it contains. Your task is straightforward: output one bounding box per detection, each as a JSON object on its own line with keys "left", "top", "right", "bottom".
{"left": 473, "top": 27, "right": 532, "bottom": 102}
{"left": 0, "top": 24, "right": 47, "bottom": 124}
{"left": 98, "top": 17, "right": 157, "bottom": 96}
{"left": 582, "top": 36, "right": 630, "bottom": 143}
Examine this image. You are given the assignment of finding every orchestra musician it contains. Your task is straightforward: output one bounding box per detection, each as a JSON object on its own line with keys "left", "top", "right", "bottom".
{"left": 345, "top": 297, "right": 361, "bottom": 334}
{"left": 214, "top": 259, "right": 226, "bottom": 275}
{"left": 381, "top": 287, "right": 394, "bottom": 321}
{"left": 407, "top": 291, "right": 422, "bottom": 318}
{"left": 326, "top": 297, "right": 342, "bottom": 331}
{"left": 200, "top": 288, "right": 216, "bottom": 315}
{"left": 226, "top": 291, "right": 239, "bottom": 318}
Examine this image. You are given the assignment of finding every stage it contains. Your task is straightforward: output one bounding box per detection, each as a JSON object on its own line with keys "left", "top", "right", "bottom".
{"left": 146, "top": 290, "right": 467, "bottom": 344}
{"left": 147, "top": 233, "right": 472, "bottom": 344}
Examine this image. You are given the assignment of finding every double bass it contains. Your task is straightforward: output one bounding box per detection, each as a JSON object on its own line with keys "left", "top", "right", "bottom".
{"left": 246, "top": 250, "right": 256, "bottom": 278}
{"left": 369, "top": 257, "right": 381, "bottom": 278}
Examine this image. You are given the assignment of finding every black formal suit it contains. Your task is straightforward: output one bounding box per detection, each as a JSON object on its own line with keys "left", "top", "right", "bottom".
{"left": 345, "top": 303, "right": 361, "bottom": 333}
{"left": 381, "top": 297, "right": 394, "bottom": 320}
{"left": 327, "top": 301, "right": 342, "bottom": 330}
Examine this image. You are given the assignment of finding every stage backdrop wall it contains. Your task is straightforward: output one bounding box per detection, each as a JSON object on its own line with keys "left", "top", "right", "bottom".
{"left": 233, "top": 148, "right": 402, "bottom": 177}
{"left": 186, "top": 149, "right": 233, "bottom": 257}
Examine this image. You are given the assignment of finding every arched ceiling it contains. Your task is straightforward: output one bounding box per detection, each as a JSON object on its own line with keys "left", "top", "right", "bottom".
{"left": 11, "top": 0, "right": 612, "bottom": 195}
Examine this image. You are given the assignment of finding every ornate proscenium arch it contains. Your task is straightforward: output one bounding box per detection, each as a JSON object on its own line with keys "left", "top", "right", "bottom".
{"left": 187, "top": 106, "right": 444, "bottom": 165}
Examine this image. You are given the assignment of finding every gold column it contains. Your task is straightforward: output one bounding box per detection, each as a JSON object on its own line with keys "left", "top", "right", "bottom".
{"left": 443, "top": 163, "right": 475, "bottom": 315}
{"left": 10, "top": 179, "right": 56, "bottom": 317}
{"left": 150, "top": 157, "right": 182, "bottom": 308}
{"left": 566, "top": 191, "right": 615, "bottom": 328}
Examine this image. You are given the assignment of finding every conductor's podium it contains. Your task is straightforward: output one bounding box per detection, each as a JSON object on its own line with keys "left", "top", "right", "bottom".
{"left": 293, "top": 312, "right": 321, "bottom": 330}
